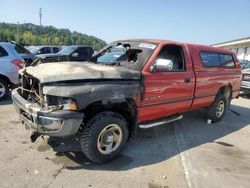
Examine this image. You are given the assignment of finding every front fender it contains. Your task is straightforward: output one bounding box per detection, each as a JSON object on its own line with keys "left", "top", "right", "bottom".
{"left": 43, "top": 81, "right": 140, "bottom": 109}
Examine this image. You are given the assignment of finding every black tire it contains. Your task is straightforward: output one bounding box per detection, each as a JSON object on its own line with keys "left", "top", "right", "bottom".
{"left": 206, "top": 95, "right": 227, "bottom": 123}
{"left": 0, "top": 78, "right": 9, "bottom": 101}
{"left": 80, "top": 111, "right": 128, "bottom": 163}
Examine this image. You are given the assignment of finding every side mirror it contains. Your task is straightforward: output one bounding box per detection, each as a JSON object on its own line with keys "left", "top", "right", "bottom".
{"left": 71, "top": 52, "right": 79, "bottom": 57}
{"left": 150, "top": 59, "right": 174, "bottom": 72}
{"left": 37, "top": 50, "right": 41, "bottom": 55}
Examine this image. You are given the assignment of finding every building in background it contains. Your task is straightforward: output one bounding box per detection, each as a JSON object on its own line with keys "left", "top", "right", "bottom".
{"left": 212, "top": 37, "right": 250, "bottom": 61}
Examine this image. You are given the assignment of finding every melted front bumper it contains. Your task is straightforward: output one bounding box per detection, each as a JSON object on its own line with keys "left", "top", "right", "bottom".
{"left": 11, "top": 88, "right": 84, "bottom": 137}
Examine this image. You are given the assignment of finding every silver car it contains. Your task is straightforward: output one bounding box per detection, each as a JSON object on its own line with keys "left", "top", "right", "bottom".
{"left": 0, "top": 42, "right": 24, "bottom": 100}
{"left": 241, "top": 63, "right": 250, "bottom": 94}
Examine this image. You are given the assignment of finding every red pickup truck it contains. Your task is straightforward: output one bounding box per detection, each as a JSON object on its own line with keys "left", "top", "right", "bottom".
{"left": 12, "top": 39, "right": 242, "bottom": 163}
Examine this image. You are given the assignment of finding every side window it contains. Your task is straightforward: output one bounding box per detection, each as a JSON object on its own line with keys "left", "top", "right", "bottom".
{"left": 155, "top": 45, "right": 186, "bottom": 71}
{"left": 78, "top": 47, "right": 89, "bottom": 58}
{"left": 200, "top": 52, "right": 235, "bottom": 67}
{"left": 200, "top": 52, "right": 220, "bottom": 67}
{"left": 40, "top": 47, "right": 51, "bottom": 54}
{"left": 219, "top": 54, "right": 235, "bottom": 67}
{"left": 53, "top": 47, "right": 59, "bottom": 53}
{"left": 0, "top": 46, "right": 8, "bottom": 57}
{"left": 72, "top": 48, "right": 80, "bottom": 57}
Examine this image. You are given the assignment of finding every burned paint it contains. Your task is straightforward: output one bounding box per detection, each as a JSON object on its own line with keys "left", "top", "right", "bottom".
{"left": 43, "top": 81, "right": 140, "bottom": 109}
{"left": 23, "top": 61, "right": 141, "bottom": 83}
{"left": 18, "top": 60, "right": 142, "bottom": 109}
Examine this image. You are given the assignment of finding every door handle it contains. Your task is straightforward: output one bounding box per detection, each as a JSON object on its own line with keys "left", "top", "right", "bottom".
{"left": 184, "top": 77, "right": 191, "bottom": 83}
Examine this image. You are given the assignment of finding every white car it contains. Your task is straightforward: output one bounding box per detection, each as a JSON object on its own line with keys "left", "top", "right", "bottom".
{"left": 0, "top": 42, "right": 24, "bottom": 100}
{"left": 241, "top": 66, "right": 250, "bottom": 94}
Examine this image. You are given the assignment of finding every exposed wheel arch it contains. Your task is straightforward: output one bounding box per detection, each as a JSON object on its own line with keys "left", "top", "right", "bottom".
{"left": 217, "top": 84, "right": 232, "bottom": 107}
{"left": 82, "top": 98, "right": 137, "bottom": 138}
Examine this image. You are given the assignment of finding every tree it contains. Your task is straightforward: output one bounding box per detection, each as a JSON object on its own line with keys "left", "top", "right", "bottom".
{"left": 0, "top": 22, "right": 107, "bottom": 50}
{"left": 52, "top": 36, "right": 60, "bottom": 45}
{"left": 22, "top": 32, "right": 35, "bottom": 45}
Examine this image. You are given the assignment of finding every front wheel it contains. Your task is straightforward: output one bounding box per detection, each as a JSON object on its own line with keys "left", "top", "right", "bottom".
{"left": 206, "top": 95, "right": 227, "bottom": 123}
{"left": 80, "top": 111, "right": 128, "bottom": 163}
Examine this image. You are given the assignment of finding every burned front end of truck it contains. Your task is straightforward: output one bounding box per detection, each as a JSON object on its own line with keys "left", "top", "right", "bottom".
{"left": 12, "top": 70, "right": 84, "bottom": 141}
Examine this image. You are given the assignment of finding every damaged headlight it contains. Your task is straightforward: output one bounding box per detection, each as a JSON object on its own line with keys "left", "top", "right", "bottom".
{"left": 62, "top": 98, "right": 78, "bottom": 110}
{"left": 45, "top": 95, "right": 78, "bottom": 111}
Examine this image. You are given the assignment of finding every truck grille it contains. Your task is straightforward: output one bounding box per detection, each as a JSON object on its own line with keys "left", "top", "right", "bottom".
{"left": 21, "top": 73, "right": 42, "bottom": 104}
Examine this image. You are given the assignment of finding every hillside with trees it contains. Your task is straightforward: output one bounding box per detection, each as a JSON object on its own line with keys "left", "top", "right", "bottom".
{"left": 0, "top": 22, "right": 107, "bottom": 50}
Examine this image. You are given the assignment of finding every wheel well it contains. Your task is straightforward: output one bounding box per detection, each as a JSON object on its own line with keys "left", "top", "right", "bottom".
{"left": 217, "top": 85, "right": 232, "bottom": 106}
{"left": 83, "top": 98, "right": 137, "bottom": 138}
{"left": 0, "top": 74, "right": 11, "bottom": 87}
{"left": 217, "top": 85, "right": 232, "bottom": 98}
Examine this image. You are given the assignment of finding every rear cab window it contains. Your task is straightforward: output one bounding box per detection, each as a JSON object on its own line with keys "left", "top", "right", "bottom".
{"left": 219, "top": 54, "right": 235, "bottom": 67}
{"left": 200, "top": 51, "right": 235, "bottom": 67}
{"left": 0, "top": 46, "right": 9, "bottom": 57}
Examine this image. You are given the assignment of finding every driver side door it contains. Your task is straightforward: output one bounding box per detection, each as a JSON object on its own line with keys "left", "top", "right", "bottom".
{"left": 138, "top": 44, "right": 195, "bottom": 123}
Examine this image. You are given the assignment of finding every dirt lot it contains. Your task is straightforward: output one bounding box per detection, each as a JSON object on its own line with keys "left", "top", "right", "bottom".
{"left": 0, "top": 95, "right": 250, "bottom": 188}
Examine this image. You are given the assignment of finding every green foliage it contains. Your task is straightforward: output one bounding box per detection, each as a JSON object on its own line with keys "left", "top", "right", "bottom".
{"left": 0, "top": 22, "right": 107, "bottom": 51}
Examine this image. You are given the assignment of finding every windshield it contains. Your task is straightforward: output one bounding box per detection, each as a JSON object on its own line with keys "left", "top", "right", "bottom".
{"left": 244, "top": 63, "right": 250, "bottom": 69}
{"left": 30, "top": 47, "right": 40, "bottom": 54}
{"left": 91, "top": 41, "right": 157, "bottom": 70}
{"left": 97, "top": 47, "right": 127, "bottom": 64}
{"left": 58, "top": 46, "right": 77, "bottom": 55}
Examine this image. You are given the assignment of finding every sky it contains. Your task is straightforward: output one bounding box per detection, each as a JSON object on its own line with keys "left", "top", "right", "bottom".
{"left": 0, "top": 0, "right": 250, "bottom": 45}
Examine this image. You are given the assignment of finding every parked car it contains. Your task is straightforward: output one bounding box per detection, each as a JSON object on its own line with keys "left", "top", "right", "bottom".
{"left": 30, "top": 46, "right": 61, "bottom": 56}
{"left": 38, "top": 45, "right": 94, "bottom": 63}
{"left": 241, "top": 62, "right": 250, "bottom": 94}
{"left": 0, "top": 42, "right": 24, "bottom": 100}
{"left": 240, "top": 60, "right": 250, "bottom": 69}
{"left": 12, "top": 39, "right": 241, "bottom": 163}
{"left": 9, "top": 41, "right": 36, "bottom": 65}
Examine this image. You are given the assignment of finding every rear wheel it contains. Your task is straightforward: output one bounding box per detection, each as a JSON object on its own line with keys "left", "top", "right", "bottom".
{"left": 80, "top": 111, "right": 128, "bottom": 163}
{"left": 0, "top": 78, "right": 9, "bottom": 101}
{"left": 206, "top": 95, "right": 227, "bottom": 123}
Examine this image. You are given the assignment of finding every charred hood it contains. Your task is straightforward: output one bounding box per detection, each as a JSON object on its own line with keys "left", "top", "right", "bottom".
{"left": 23, "top": 61, "right": 140, "bottom": 83}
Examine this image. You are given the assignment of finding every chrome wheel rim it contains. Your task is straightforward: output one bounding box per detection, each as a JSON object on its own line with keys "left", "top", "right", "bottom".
{"left": 0, "top": 82, "right": 6, "bottom": 98}
{"left": 216, "top": 100, "right": 225, "bottom": 118}
{"left": 97, "top": 124, "right": 122, "bottom": 155}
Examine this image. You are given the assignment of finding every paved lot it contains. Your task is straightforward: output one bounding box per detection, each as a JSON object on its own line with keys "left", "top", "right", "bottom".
{"left": 0, "top": 95, "right": 250, "bottom": 188}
